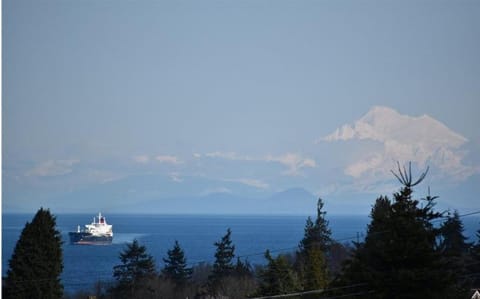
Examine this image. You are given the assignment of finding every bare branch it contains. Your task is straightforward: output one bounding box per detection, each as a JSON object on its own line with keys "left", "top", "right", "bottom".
{"left": 408, "top": 162, "right": 412, "bottom": 185}
{"left": 397, "top": 161, "right": 407, "bottom": 184}
{"left": 391, "top": 170, "right": 404, "bottom": 185}
{"left": 403, "top": 164, "right": 410, "bottom": 185}
{"left": 391, "top": 162, "right": 429, "bottom": 188}
{"left": 423, "top": 186, "right": 439, "bottom": 201}
{"left": 411, "top": 166, "right": 429, "bottom": 187}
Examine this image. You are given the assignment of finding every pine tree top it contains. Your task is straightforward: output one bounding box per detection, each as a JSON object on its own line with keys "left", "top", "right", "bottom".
{"left": 5, "top": 208, "right": 64, "bottom": 299}
{"left": 299, "top": 198, "right": 331, "bottom": 253}
{"left": 114, "top": 239, "right": 156, "bottom": 283}
{"left": 162, "top": 240, "right": 192, "bottom": 285}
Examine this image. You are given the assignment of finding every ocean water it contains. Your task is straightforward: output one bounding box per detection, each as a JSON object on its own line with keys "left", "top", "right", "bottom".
{"left": 2, "top": 213, "right": 479, "bottom": 295}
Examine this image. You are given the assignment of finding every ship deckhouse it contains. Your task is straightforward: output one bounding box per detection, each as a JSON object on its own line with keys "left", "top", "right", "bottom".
{"left": 82, "top": 212, "right": 113, "bottom": 237}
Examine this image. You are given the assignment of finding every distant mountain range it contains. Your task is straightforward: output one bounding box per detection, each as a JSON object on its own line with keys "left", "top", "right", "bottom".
{"left": 118, "top": 187, "right": 319, "bottom": 215}
{"left": 5, "top": 171, "right": 478, "bottom": 216}
{"left": 3, "top": 174, "right": 319, "bottom": 215}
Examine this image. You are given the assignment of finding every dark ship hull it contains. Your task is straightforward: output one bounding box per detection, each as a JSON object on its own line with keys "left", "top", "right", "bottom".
{"left": 69, "top": 232, "right": 113, "bottom": 245}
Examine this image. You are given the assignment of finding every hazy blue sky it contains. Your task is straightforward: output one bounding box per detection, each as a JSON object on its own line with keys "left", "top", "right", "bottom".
{"left": 3, "top": 0, "right": 480, "bottom": 214}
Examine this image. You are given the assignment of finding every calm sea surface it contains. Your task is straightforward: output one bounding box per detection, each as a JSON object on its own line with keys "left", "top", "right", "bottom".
{"left": 2, "top": 213, "right": 479, "bottom": 294}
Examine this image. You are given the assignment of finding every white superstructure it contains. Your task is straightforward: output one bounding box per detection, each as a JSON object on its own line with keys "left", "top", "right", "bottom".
{"left": 79, "top": 212, "right": 113, "bottom": 237}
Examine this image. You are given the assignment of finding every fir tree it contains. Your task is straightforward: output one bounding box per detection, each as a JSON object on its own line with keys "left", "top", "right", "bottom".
{"left": 297, "top": 198, "right": 331, "bottom": 290}
{"left": 440, "top": 210, "right": 472, "bottom": 297}
{"left": 112, "top": 239, "right": 156, "bottom": 298}
{"left": 470, "top": 227, "right": 480, "bottom": 288}
{"left": 303, "top": 247, "right": 328, "bottom": 290}
{"left": 299, "top": 198, "right": 332, "bottom": 253}
{"left": 211, "top": 228, "right": 235, "bottom": 278}
{"left": 161, "top": 240, "right": 192, "bottom": 286}
{"left": 257, "top": 250, "right": 300, "bottom": 296}
{"left": 440, "top": 210, "right": 471, "bottom": 256}
{"left": 4, "top": 208, "right": 63, "bottom": 299}
{"left": 208, "top": 228, "right": 236, "bottom": 294}
{"left": 338, "top": 163, "right": 455, "bottom": 298}
{"left": 234, "top": 257, "right": 253, "bottom": 278}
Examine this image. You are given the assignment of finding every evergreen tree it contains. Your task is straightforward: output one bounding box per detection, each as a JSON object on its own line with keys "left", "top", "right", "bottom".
{"left": 4, "top": 208, "right": 63, "bottom": 299}
{"left": 112, "top": 239, "right": 156, "bottom": 298}
{"left": 234, "top": 257, "right": 253, "bottom": 278}
{"left": 211, "top": 228, "right": 235, "bottom": 278}
{"left": 440, "top": 210, "right": 471, "bottom": 256}
{"left": 338, "top": 163, "right": 455, "bottom": 298}
{"left": 333, "top": 196, "right": 391, "bottom": 296}
{"left": 257, "top": 250, "right": 300, "bottom": 296}
{"left": 467, "top": 226, "right": 480, "bottom": 289}
{"left": 302, "top": 247, "right": 328, "bottom": 291}
{"left": 299, "top": 198, "right": 332, "bottom": 253}
{"left": 161, "top": 240, "right": 192, "bottom": 286}
{"left": 297, "top": 198, "right": 331, "bottom": 290}
{"left": 208, "top": 228, "right": 236, "bottom": 294}
{"left": 440, "top": 210, "right": 472, "bottom": 297}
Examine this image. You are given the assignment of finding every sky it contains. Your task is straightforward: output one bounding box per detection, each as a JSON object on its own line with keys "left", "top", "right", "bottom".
{"left": 3, "top": 0, "right": 480, "bottom": 214}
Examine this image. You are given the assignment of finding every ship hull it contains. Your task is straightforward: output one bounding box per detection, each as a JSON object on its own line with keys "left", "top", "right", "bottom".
{"left": 69, "top": 232, "right": 113, "bottom": 245}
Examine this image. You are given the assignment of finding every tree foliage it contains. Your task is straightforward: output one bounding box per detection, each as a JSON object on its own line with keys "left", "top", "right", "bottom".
{"left": 299, "top": 198, "right": 332, "bottom": 253}
{"left": 112, "top": 239, "right": 156, "bottom": 298}
{"left": 470, "top": 227, "right": 480, "bottom": 289}
{"left": 208, "top": 228, "right": 236, "bottom": 294}
{"left": 257, "top": 250, "right": 300, "bottom": 296}
{"left": 440, "top": 210, "right": 471, "bottom": 256}
{"left": 338, "top": 164, "right": 457, "bottom": 298}
{"left": 211, "top": 228, "right": 235, "bottom": 279}
{"left": 297, "top": 198, "right": 331, "bottom": 290}
{"left": 439, "top": 211, "right": 474, "bottom": 297}
{"left": 4, "top": 208, "right": 63, "bottom": 299}
{"left": 161, "top": 240, "right": 192, "bottom": 286}
{"left": 234, "top": 257, "right": 253, "bottom": 278}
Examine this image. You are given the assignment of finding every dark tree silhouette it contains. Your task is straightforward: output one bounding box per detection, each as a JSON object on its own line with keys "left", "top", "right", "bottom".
{"left": 470, "top": 228, "right": 480, "bottom": 289}
{"left": 234, "top": 257, "right": 253, "bottom": 278}
{"left": 161, "top": 240, "right": 192, "bottom": 286}
{"left": 211, "top": 228, "right": 235, "bottom": 278}
{"left": 440, "top": 210, "right": 474, "bottom": 297}
{"left": 297, "top": 198, "right": 331, "bottom": 290}
{"left": 208, "top": 228, "right": 236, "bottom": 294}
{"left": 338, "top": 163, "right": 456, "bottom": 298}
{"left": 299, "top": 198, "right": 332, "bottom": 253}
{"left": 257, "top": 250, "right": 300, "bottom": 296}
{"left": 3, "top": 208, "right": 63, "bottom": 299}
{"left": 112, "top": 239, "right": 156, "bottom": 298}
{"left": 440, "top": 210, "right": 471, "bottom": 256}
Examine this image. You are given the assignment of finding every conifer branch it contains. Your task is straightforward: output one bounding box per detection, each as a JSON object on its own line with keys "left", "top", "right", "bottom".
{"left": 391, "top": 161, "right": 429, "bottom": 188}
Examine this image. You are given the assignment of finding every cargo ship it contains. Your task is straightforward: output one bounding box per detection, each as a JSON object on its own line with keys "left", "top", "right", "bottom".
{"left": 69, "top": 212, "right": 113, "bottom": 245}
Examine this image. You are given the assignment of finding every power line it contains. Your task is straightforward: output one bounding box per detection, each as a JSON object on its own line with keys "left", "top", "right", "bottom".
{"left": 432, "top": 210, "right": 480, "bottom": 223}
{"left": 315, "top": 291, "right": 376, "bottom": 299}
{"left": 250, "top": 285, "right": 373, "bottom": 299}
{"left": 252, "top": 289, "right": 326, "bottom": 299}
{"left": 457, "top": 210, "right": 480, "bottom": 218}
